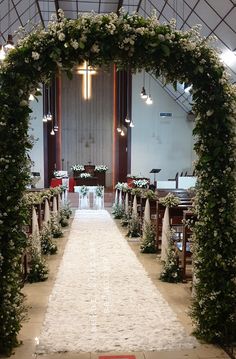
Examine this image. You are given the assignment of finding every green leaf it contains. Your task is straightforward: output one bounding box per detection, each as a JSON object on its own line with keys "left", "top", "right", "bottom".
{"left": 160, "top": 44, "right": 170, "bottom": 57}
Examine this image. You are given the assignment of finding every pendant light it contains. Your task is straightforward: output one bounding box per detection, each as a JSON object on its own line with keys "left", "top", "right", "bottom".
{"left": 117, "top": 71, "right": 122, "bottom": 133}
{"left": 47, "top": 86, "right": 52, "bottom": 121}
{"left": 125, "top": 70, "right": 131, "bottom": 123}
{"left": 146, "top": 74, "right": 153, "bottom": 105}
{"left": 140, "top": 70, "right": 148, "bottom": 99}
{"left": 42, "top": 85, "right": 47, "bottom": 122}
{"left": 0, "top": 22, "right": 6, "bottom": 61}
{"left": 4, "top": 2, "right": 15, "bottom": 54}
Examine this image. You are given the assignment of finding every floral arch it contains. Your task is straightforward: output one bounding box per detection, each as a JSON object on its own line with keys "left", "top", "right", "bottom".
{"left": 0, "top": 10, "right": 236, "bottom": 355}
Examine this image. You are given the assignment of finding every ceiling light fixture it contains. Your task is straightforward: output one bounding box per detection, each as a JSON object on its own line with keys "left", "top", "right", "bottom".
{"left": 46, "top": 86, "right": 52, "bottom": 121}
{"left": 146, "top": 74, "right": 153, "bottom": 105}
{"left": 140, "top": 70, "right": 148, "bottom": 99}
{"left": 220, "top": 49, "right": 236, "bottom": 67}
{"left": 117, "top": 71, "right": 122, "bottom": 132}
{"left": 0, "top": 44, "right": 6, "bottom": 61}
{"left": 0, "top": 21, "right": 6, "bottom": 61}
{"left": 125, "top": 69, "right": 131, "bottom": 123}
{"left": 4, "top": 2, "right": 15, "bottom": 54}
{"left": 184, "top": 85, "right": 193, "bottom": 93}
{"left": 146, "top": 95, "right": 153, "bottom": 105}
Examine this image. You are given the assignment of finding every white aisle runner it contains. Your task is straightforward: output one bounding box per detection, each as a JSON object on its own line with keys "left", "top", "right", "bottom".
{"left": 37, "top": 210, "right": 197, "bottom": 353}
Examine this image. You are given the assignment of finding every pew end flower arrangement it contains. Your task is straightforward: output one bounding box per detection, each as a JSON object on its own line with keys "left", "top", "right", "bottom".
{"left": 26, "top": 232, "right": 49, "bottom": 283}
{"left": 0, "top": 8, "right": 235, "bottom": 355}
{"left": 40, "top": 224, "right": 58, "bottom": 255}
{"left": 127, "top": 213, "right": 141, "bottom": 238}
{"left": 121, "top": 207, "right": 132, "bottom": 227}
{"left": 159, "top": 193, "right": 181, "bottom": 282}
{"left": 140, "top": 221, "right": 156, "bottom": 253}
{"left": 159, "top": 228, "right": 181, "bottom": 283}
{"left": 112, "top": 203, "right": 125, "bottom": 219}
{"left": 50, "top": 213, "right": 63, "bottom": 238}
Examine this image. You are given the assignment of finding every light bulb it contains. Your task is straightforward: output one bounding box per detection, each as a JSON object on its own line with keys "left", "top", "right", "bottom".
{"left": 42, "top": 115, "right": 47, "bottom": 122}
{"left": 50, "top": 128, "right": 55, "bottom": 135}
{"left": 146, "top": 95, "right": 153, "bottom": 105}
{"left": 120, "top": 130, "right": 125, "bottom": 136}
{"left": 54, "top": 125, "right": 59, "bottom": 132}
{"left": 47, "top": 112, "right": 52, "bottom": 121}
{"left": 4, "top": 35, "right": 15, "bottom": 53}
{"left": 0, "top": 45, "right": 6, "bottom": 61}
{"left": 125, "top": 115, "right": 130, "bottom": 123}
{"left": 184, "top": 85, "right": 192, "bottom": 93}
{"left": 129, "top": 121, "right": 134, "bottom": 128}
{"left": 117, "top": 126, "right": 122, "bottom": 132}
{"left": 29, "top": 94, "right": 35, "bottom": 101}
{"left": 140, "top": 86, "right": 148, "bottom": 99}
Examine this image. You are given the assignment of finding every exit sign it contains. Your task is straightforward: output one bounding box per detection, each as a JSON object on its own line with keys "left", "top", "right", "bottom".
{"left": 160, "top": 112, "right": 172, "bottom": 117}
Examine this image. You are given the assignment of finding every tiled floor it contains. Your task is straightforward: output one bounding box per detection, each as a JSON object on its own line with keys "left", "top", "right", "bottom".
{"left": 1, "top": 198, "right": 229, "bottom": 359}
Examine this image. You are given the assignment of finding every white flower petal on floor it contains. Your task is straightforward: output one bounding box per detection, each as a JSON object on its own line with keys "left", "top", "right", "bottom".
{"left": 37, "top": 210, "right": 197, "bottom": 354}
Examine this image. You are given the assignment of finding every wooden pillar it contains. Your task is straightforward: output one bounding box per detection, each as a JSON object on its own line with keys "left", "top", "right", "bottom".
{"left": 55, "top": 72, "right": 62, "bottom": 170}
{"left": 113, "top": 67, "right": 132, "bottom": 185}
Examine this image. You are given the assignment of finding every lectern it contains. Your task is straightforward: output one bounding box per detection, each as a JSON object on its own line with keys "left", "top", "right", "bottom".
{"left": 150, "top": 169, "right": 161, "bottom": 188}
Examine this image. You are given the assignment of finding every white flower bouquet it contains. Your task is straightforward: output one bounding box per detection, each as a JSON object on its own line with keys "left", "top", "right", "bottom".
{"left": 80, "top": 185, "right": 89, "bottom": 197}
{"left": 95, "top": 165, "right": 108, "bottom": 172}
{"left": 133, "top": 179, "right": 149, "bottom": 188}
{"left": 80, "top": 172, "right": 91, "bottom": 178}
{"left": 71, "top": 164, "right": 85, "bottom": 171}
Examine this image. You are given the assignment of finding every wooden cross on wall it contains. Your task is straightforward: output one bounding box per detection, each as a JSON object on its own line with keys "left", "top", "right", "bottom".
{"left": 77, "top": 61, "right": 96, "bottom": 100}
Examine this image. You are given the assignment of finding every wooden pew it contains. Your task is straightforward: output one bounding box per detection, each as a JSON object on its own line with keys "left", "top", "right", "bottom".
{"left": 155, "top": 189, "right": 193, "bottom": 251}
{"left": 175, "top": 210, "right": 195, "bottom": 281}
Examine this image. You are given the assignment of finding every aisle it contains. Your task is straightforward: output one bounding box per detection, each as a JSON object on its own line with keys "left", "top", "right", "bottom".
{"left": 37, "top": 210, "right": 197, "bottom": 354}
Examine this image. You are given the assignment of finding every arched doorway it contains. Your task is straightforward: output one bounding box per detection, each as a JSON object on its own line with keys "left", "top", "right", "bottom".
{"left": 0, "top": 10, "right": 235, "bottom": 355}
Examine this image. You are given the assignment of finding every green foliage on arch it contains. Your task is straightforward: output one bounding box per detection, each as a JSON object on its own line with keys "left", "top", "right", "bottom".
{"left": 0, "top": 10, "right": 236, "bottom": 355}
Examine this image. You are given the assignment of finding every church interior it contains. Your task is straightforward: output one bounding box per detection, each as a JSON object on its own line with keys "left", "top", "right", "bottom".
{"left": 0, "top": 0, "right": 236, "bottom": 358}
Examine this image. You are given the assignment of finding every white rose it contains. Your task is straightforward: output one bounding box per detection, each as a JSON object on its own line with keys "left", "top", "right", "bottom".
{"left": 20, "top": 100, "right": 28, "bottom": 107}
{"left": 58, "top": 32, "right": 65, "bottom": 41}
{"left": 71, "top": 40, "right": 79, "bottom": 49}
{"left": 206, "top": 110, "right": 214, "bottom": 117}
{"left": 158, "top": 34, "right": 165, "bottom": 41}
{"left": 91, "top": 43, "right": 100, "bottom": 53}
{"left": 32, "top": 51, "right": 40, "bottom": 60}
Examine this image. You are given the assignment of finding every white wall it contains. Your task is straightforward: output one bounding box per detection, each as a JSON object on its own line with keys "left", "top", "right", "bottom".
{"left": 28, "top": 95, "right": 44, "bottom": 188}
{"left": 61, "top": 67, "right": 113, "bottom": 187}
{"left": 131, "top": 73, "right": 195, "bottom": 182}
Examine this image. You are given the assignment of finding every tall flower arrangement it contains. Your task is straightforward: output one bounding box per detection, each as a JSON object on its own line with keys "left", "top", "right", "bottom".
{"left": 0, "top": 9, "right": 235, "bottom": 354}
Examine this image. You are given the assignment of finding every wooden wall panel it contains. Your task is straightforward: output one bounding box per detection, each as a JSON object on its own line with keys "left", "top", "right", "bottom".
{"left": 61, "top": 66, "right": 114, "bottom": 187}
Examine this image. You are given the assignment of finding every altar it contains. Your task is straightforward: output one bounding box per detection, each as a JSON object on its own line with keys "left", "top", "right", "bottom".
{"left": 73, "top": 164, "right": 106, "bottom": 187}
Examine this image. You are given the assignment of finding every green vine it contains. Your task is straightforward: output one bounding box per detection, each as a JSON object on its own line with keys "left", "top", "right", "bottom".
{"left": 0, "top": 9, "right": 235, "bottom": 354}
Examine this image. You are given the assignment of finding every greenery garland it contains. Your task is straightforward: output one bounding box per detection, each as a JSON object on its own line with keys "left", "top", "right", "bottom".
{"left": 0, "top": 9, "right": 235, "bottom": 354}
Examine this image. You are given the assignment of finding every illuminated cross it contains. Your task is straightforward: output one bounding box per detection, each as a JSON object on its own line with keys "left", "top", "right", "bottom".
{"left": 77, "top": 61, "right": 96, "bottom": 100}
